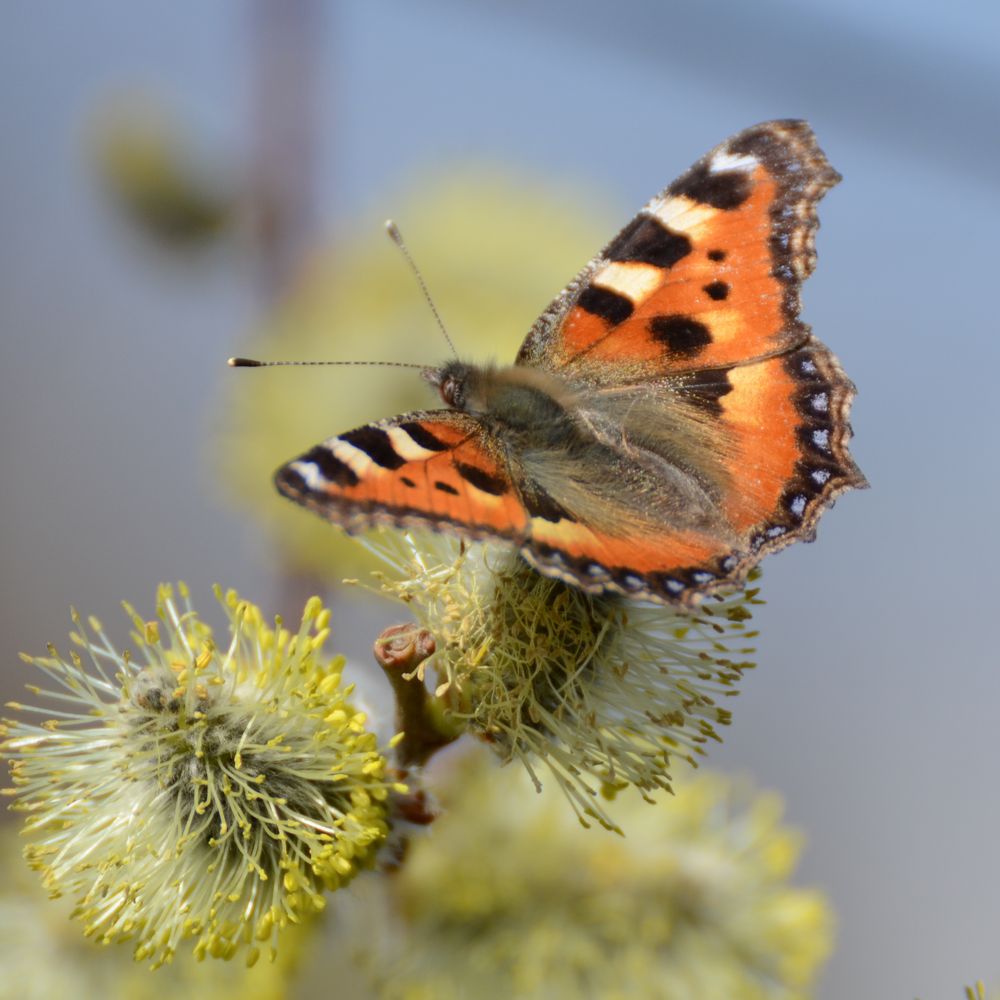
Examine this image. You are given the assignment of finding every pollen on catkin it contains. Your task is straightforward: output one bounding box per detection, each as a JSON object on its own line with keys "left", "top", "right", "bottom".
{"left": 361, "top": 532, "right": 761, "bottom": 830}
{"left": 1, "top": 583, "right": 400, "bottom": 967}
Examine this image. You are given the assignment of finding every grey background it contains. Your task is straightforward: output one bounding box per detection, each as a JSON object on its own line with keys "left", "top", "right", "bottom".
{"left": 2, "top": 2, "right": 998, "bottom": 997}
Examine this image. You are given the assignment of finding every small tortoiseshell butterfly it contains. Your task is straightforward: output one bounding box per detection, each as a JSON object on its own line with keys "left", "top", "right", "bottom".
{"left": 273, "top": 120, "right": 866, "bottom": 605}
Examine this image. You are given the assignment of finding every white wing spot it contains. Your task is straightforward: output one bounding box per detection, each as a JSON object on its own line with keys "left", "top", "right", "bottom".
{"left": 710, "top": 151, "right": 758, "bottom": 174}
{"left": 386, "top": 425, "right": 439, "bottom": 462}
{"left": 289, "top": 460, "right": 327, "bottom": 489}
{"left": 592, "top": 260, "right": 662, "bottom": 304}
{"left": 331, "top": 439, "right": 375, "bottom": 476}
{"left": 646, "top": 196, "right": 717, "bottom": 234}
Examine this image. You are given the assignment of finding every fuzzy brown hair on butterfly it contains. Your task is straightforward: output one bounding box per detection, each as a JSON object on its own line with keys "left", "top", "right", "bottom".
{"left": 253, "top": 120, "right": 866, "bottom": 606}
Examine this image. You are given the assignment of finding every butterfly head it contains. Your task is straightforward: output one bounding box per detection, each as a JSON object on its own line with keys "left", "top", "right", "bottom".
{"left": 424, "top": 361, "right": 477, "bottom": 411}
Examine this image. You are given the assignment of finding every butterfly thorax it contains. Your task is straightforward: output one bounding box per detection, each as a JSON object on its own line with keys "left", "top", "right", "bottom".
{"left": 427, "top": 361, "right": 584, "bottom": 448}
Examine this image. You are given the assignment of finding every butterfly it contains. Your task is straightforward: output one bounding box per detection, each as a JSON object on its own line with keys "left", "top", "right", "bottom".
{"left": 272, "top": 120, "right": 866, "bottom": 605}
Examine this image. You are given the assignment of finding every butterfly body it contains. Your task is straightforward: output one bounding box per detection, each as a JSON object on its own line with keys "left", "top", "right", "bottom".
{"left": 274, "top": 121, "right": 866, "bottom": 605}
{"left": 428, "top": 359, "right": 731, "bottom": 535}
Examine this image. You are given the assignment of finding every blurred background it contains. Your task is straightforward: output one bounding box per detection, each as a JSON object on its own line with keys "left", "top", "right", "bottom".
{"left": 2, "top": 1, "right": 999, "bottom": 996}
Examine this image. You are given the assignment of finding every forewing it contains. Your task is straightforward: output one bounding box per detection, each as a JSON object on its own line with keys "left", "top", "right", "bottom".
{"left": 275, "top": 411, "right": 530, "bottom": 541}
{"left": 516, "top": 120, "right": 840, "bottom": 378}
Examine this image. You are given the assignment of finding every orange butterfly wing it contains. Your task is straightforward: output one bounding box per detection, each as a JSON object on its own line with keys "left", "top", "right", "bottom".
{"left": 275, "top": 412, "right": 530, "bottom": 541}
{"left": 516, "top": 341, "right": 862, "bottom": 603}
{"left": 519, "top": 120, "right": 837, "bottom": 375}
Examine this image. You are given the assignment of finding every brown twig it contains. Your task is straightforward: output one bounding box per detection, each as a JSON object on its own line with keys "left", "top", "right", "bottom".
{"left": 373, "top": 623, "right": 457, "bottom": 769}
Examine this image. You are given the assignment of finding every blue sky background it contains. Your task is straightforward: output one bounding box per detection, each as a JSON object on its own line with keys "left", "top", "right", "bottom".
{"left": 2, "top": 2, "right": 999, "bottom": 996}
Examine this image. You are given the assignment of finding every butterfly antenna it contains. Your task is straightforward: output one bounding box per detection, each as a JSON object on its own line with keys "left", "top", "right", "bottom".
{"left": 228, "top": 358, "right": 427, "bottom": 369}
{"left": 385, "top": 220, "right": 459, "bottom": 358}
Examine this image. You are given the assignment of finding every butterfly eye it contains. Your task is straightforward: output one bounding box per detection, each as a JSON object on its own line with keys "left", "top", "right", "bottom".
{"left": 440, "top": 376, "right": 459, "bottom": 407}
